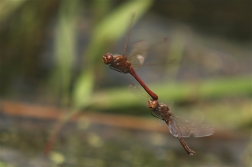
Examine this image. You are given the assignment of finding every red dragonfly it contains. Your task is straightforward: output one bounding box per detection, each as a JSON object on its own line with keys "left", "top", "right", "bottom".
{"left": 129, "top": 84, "right": 215, "bottom": 155}
{"left": 102, "top": 14, "right": 167, "bottom": 100}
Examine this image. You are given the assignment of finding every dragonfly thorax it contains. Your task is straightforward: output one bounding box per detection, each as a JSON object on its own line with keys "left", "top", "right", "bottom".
{"left": 159, "top": 103, "right": 170, "bottom": 111}
{"left": 154, "top": 103, "right": 171, "bottom": 119}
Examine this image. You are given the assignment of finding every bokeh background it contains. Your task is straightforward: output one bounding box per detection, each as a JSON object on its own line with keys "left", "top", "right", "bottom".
{"left": 0, "top": 0, "right": 251, "bottom": 167}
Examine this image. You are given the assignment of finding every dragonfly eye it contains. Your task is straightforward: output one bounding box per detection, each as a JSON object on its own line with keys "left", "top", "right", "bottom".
{"left": 102, "top": 53, "right": 114, "bottom": 64}
{"left": 147, "top": 100, "right": 158, "bottom": 109}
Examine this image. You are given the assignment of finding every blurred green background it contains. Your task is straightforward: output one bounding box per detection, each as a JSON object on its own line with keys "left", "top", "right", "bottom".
{"left": 0, "top": 0, "right": 251, "bottom": 167}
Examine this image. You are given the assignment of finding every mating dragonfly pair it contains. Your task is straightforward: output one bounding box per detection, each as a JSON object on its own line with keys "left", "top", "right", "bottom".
{"left": 102, "top": 14, "right": 214, "bottom": 155}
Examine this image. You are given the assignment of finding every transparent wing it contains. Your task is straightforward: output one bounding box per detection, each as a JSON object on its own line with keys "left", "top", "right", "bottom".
{"left": 128, "top": 84, "right": 150, "bottom": 104}
{"left": 127, "top": 38, "right": 168, "bottom": 68}
{"left": 168, "top": 115, "right": 214, "bottom": 138}
{"left": 168, "top": 118, "right": 179, "bottom": 137}
{"left": 127, "top": 41, "right": 149, "bottom": 68}
{"left": 168, "top": 118, "right": 196, "bottom": 155}
{"left": 123, "top": 13, "right": 135, "bottom": 56}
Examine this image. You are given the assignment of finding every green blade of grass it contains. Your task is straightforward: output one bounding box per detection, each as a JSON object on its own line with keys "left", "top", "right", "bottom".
{"left": 49, "top": 0, "right": 80, "bottom": 106}
{"left": 83, "top": 0, "right": 153, "bottom": 65}
{"left": 91, "top": 75, "right": 251, "bottom": 110}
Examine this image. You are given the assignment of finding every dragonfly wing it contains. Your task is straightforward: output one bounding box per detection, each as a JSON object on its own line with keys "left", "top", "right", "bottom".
{"left": 128, "top": 84, "right": 150, "bottom": 104}
{"left": 172, "top": 116, "right": 214, "bottom": 138}
{"left": 127, "top": 41, "right": 149, "bottom": 67}
{"left": 128, "top": 38, "right": 168, "bottom": 68}
{"left": 168, "top": 119, "right": 179, "bottom": 137}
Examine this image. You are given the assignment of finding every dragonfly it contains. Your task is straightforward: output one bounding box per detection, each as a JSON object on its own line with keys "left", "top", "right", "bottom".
{"left": 102, "top": 14, "right": 168, "bottom": 100}
{"left": 129, "top": 84, "right": 215, "bottom": 155}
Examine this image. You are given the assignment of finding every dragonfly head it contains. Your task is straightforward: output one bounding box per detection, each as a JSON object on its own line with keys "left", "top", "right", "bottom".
{"left": 147, "top": 99, "right": 158, "bottom": 110}
{"left": 102, "top": 53, "right": 114, "bottom": 64}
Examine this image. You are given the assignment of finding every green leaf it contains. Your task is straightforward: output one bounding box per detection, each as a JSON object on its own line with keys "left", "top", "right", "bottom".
{"left": 48, "top": 0, "right": 80, "bottom": 105}
{"left": 0, "top": 0, "right": 27, "bottom": 23}
{"left": 73, "top": 70, "right": 94, "bottom": 108}
{"left": 84, "top": 0, "right": 153, "bottom": 65}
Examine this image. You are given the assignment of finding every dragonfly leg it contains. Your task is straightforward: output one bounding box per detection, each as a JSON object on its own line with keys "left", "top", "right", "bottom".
{"left": 109, "top": 65, "right": 126, "bottom": 73}
{"left": 151, "top": 111, "right": 162, "bottom": 120}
